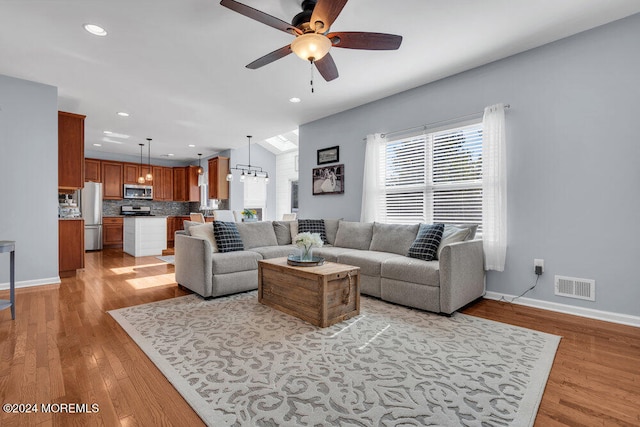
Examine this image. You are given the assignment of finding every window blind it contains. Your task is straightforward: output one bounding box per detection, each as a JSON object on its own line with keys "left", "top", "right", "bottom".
{"left": 382, "top": 122, "right": 483, "bottom": 230}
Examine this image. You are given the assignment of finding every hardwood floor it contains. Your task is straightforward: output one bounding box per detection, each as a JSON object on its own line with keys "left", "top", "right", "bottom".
{"left": 0, "top": 249, "right": 638, "bottom": 426}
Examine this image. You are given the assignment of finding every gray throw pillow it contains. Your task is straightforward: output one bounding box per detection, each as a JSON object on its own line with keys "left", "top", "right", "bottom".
{"left": 189, "top": 223, "right": 218, "bottom": 253}
{"left": 333, "top": 221, "right": 374, "bottom": 250}
{"left": 408, "top": 223, "right": 445, "bottom": 261}
{"left": 182, "top": 220, "right": 202, "bottom": 236}
{"left": 436, "top": 224, "right": 472, "bottom": 260}
{"left": 236, "top": 221, "right": 278, "bottom": 249}
{"left": 369, "top": 222, "right": 420, "bottom": 255}
{"left": 272, "top": 221, "right": 293, "bottom": 245}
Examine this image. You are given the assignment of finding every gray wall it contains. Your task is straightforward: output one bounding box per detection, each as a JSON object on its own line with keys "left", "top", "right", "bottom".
{"left": 0, "top": 74, "right": 59, "bottom": 287}
{"left": 298, "top": 14, "right": 640, "bottom": 317}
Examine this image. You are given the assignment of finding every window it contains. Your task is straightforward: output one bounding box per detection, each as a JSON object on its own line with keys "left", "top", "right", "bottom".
{"left": 382, "top": 121, "right": 483, "bottom": 230}
{"left": 244, "top": 177, "right": 267, "bottom": 219}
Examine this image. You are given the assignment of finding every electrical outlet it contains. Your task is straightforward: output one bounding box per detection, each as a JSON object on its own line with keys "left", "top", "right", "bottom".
{"left": 534, "top": 259, "right": 544, "bottom": 275}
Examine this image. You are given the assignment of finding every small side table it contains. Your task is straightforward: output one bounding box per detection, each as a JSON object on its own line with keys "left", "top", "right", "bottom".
{"left": 0, "top": 241, "right": 15, "bottom": 320}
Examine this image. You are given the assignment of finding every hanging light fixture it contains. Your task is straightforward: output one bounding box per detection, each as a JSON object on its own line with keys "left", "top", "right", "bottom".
{"left": 145, "top": 138, "right": 153, "bottom": 181}
{"left": 226, "top": 135, "right": 269, "bottom": 184}
{"left": 196, "top": 153, "right": 204, "bottom": 175}
{"left": 137, "top": 143, "right": 146, "bottom": 184}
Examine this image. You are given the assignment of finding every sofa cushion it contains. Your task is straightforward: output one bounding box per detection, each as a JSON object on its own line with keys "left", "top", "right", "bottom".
{"left": 381, "top": 257, "right": 440, "bottom": 286}
{"left": 189, "top": 223, "right": 218, "bottom": 253}
{"left": 436, "top": 224, "right": 475, "bottom": 259}
{"left": 248, "top": 244, "right": 297, "bottom": 259}
{"left": 369, "top": 223, "right": 420, "bottom": 255}
{"left": 408, "top": 223, "right": 444, "bottom": 261}
{"left": 272, "top": 221, "right": 293, "bottom": 245}
{"left": 289, "top": 221, "right": 299, "bottom": 242}
{"left": 213, "top": 221, "right": 244, "bottom": 253}
{"left": 334, "top": 221, "right": 374, "bottom": 250}
{"left": 211, "top": 251, "right": 262, "bottom": 274}
{"left": 323, "top": 219, "right": 341, "bottom": 245}
{"left": 297, "top": 219, "right": 327, "bottom": 243}
{"left": 182, "top": 220, "right": 202, "bottom": 236}
{"left": 236, "top": 221, "right": 278, "bottom": 249}
{"left": 337, "top": 250, "right": 404, "bottom": 276}
{"left": 313, "top": 246, "right": 356, "bottom": 262}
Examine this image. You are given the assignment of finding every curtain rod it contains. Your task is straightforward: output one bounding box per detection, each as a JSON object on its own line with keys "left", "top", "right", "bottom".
{"left": 373, "top": 104, "right": 511, "bottom": 140}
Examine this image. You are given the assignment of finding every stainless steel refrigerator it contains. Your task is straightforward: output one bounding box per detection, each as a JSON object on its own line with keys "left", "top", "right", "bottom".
{"left": 82, "top": 182, "right": 103, "bottom": 251}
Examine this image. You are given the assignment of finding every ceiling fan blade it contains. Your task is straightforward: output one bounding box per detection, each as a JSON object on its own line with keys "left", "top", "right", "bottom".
{"left": 327, "top": 32, "right": 403, "bottom": 50}
{"left": 246, "top": 45, "right": 293, "bottom": 69}
{"left": 315, "top": 53, "right": 339, "bottom": 81}
{"left": 310, "top": 0, "right": 348, "bottom": 33}
{"left": 220, "top": 0, "right": 301, "bottom": 35}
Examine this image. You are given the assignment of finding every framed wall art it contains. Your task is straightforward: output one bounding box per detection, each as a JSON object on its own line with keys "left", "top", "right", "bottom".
{"left": 317, "top": 145, "right": 339, "bottom": 165}
{"left": 312, "top": 164, "right": 344, "bottom": 195}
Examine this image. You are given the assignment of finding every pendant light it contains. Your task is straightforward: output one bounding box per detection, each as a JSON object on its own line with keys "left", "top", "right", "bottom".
{"left": 226, "top": 135, "right": 269, "bottom": 184}
{"left": 145, "top": 138, "right": 153, "bottom": 181}
{"left": 196, "top": 153, "right": 204, "bottom": 175}
{"left": 137, "top": 143, "right": 146, "bottom": 184}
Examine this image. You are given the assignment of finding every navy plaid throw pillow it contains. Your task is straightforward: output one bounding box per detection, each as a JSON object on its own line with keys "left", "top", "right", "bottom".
{"left": 407, "top": 223, "right": 445, "bottom": 261}
{"left": 298, "top": 219, "right": 327, "bottom": 243}
{"left": 213, "top": 221, "right": 244, "bottom": 253}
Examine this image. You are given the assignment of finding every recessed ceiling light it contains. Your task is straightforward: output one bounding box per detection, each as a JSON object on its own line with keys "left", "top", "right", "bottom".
{"left": 289, "top": 97, "right": 301, "bottom": 103}
{"left": 117, "top": 111, "right": 129, "bottom": 117}
{"left": 93, "top": 143, "right": 102, "bottom": 147}
{"left": 188, "top": 144, "right": 195, "bottom": 148}
{"left": 167, "top": 153, "right": 174, "bottom": 157}
{"left": 83, "top": 24, "right": 107, "bottom": 37}
{"left": 103, "top": 130, "right": 112, "bottom": 134}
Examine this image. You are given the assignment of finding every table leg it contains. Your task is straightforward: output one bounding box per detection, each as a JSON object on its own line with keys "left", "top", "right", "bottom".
{"left": 10, "top": 250, "right": 15, "bottom": 320}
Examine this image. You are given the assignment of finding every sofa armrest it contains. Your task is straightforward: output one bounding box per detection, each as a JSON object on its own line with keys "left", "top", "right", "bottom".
{"left": 175, "top": 233, "right": 213, "bottom": 297}
{"left": 439, "top": 239, "right": 485, "bottom": 314}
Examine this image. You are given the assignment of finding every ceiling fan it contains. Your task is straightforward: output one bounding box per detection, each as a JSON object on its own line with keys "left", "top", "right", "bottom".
{"left": 219, "top": 0, "right": 403, "bottom": 82}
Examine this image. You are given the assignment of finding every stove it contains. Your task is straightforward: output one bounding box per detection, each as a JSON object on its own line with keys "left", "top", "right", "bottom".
{"left": 121, "top": 206, "right": 154, "bottom": 216}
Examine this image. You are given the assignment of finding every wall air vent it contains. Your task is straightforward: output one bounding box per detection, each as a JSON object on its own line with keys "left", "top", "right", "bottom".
{"left": 554, "top": 275, "right": 595, "bottom": 301}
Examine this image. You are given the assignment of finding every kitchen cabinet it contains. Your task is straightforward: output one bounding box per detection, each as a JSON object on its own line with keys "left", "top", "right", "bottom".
{"left": 102, "top": 161, "right": 124, "bottom": 199}
{"left": 153, "top": 166, "right": 173, "bottom": 201}
{"left": 173, "top": 166, "right": 199, "bottom": 202}
{"left": 167, "top": 216, "right": 189, "bottom": 247}
{"left": 58, "top": 111, "right": 86, "bottom": 190}
{"left": 208, "top": 156, "right": 229, "bottom": 199}
{"left": 103, "top": 217, "right": 124, "bottom": 248}
{"left": 123, "top": 163, "right": 141, "bottom": 184}
{"left": 59, "top": 219, "right": 84, "bottom": 277}
{"left": 85, "top": 158, "right": 101, "bottom": 182}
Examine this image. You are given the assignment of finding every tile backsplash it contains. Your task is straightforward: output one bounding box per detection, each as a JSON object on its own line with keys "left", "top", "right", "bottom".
{"left": 103, "top": 199, "right": 229, "bottom": 217}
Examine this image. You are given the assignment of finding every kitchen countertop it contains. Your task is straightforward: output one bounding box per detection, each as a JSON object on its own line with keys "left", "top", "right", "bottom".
{"left": 58, "top": 217, "right": 84, "bottom": 220}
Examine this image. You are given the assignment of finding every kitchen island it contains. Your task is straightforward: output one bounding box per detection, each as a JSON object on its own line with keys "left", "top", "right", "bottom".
{"left": 123, "top": 216, "right": 167, "bottom": 257}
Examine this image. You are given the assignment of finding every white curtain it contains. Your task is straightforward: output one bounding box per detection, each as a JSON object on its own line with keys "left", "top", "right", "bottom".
{"left": 361, "top": 133, "right": 385, "bottom": 222}
{"left": 482, "top": 103, "right": 507, "bottom": 271}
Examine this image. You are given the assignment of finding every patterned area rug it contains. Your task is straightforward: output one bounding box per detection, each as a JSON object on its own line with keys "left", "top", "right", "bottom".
{"left": 109, "top": 292, "right": 560, "bottom": 427}
{"left": 155, "top": 255, "right": 175, "bottom": 265}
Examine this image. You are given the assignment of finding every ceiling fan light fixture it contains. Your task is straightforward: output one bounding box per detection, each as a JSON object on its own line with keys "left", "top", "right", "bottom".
{"left": 291, "top": 33, "right": 331, "bottom": 61}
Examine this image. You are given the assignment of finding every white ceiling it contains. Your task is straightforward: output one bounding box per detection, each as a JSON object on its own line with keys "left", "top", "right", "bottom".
{"left": 1, "top": 0, "right": 639, "bottom": 162}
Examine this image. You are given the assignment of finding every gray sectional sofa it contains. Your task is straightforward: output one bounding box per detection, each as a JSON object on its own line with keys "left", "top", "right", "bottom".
{"left": 174, "top": 219, "right": 485, "bottom": 315}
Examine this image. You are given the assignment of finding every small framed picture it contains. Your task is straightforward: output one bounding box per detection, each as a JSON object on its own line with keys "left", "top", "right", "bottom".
{"left": 312, "top": 164, "right": 344, "bottom": 195}
{"left": 317, "top": 146, "right": 339, "bottom": 165}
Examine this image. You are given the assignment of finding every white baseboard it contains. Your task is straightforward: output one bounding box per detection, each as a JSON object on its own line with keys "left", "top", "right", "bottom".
{"left": 484, "top": 291, "right": 640, "bottom": 328}
{"left": 0, "top": 277, "right": 61, "bottom": 291}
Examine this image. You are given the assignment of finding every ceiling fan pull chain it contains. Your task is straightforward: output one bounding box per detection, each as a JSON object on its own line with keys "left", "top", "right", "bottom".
{"left": 310, "top": 60, "right": 315, "bottom": 93}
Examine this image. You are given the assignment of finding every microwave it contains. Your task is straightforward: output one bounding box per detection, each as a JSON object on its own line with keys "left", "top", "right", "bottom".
{"left": 124, "top": 184, "right": 153, "bottom": 199}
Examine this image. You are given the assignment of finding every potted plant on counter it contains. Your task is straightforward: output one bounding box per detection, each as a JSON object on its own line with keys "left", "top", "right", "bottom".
{"left": 242, "top": 209, "right": 258, "bottom": 222}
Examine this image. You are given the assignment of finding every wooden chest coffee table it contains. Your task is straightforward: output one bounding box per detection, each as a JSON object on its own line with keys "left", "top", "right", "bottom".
{"left": 258, "top": 257, "right": 360, "bottom": 328}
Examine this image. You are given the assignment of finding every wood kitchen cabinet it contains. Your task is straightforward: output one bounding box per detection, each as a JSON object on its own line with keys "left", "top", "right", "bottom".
{"left": 59, "top": 219, "right": 84, "bottom": 277}
{"left": 173, "top": 166, "right": 199, "bottom": 202}
{"left": 103, "top": 217, "right": 124, "bottom": 248}
{"left": 102, "top": 161, "right": 124, "bottom": 199}
{"left": 153, "top": 166, "right": 174, "bottom": 201}
{"left": 208, "top": 156, "right": 229, "bottom": 199}
{"left": 167, "top": 216, "right": 190, "bottom": 247}
{"left": 84, "top": 158, "right": 101, "bottom": 182}
{"left": 123, "top": 163, "right": 141, "bottom": 184}
{"left": 58, "top": 111, "right": 86, "bottom": 190}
